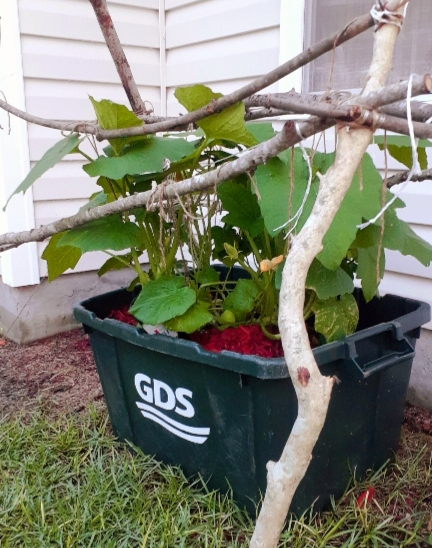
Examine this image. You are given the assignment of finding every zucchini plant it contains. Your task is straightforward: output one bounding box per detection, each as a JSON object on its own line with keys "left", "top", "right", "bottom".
{"left": 11, "top": 85, "right": 432, "bottom": 345}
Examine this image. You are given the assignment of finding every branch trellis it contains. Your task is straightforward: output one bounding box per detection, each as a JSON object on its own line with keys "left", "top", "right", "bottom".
{"left": 0, "top": 1, "right": 430, "bottom": 547}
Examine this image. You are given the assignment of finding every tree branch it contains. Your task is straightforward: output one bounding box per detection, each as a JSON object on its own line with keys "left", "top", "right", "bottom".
{"left": 0, "top": 12, "right": 373, "bottom": 138}
{"left": 0, "top": 118, "right": 332, "bottom": 253}
{"left": 88, "top": 0, "right": 148, "bottom": 115}
{"left": 382, "top": 99, "right": 432, "bottom": 122}
{"left": 250, "top": 1, "right": 407, "bottom": 546}
{"left": 387, "top": 167, "right": 432, "bottom": 188}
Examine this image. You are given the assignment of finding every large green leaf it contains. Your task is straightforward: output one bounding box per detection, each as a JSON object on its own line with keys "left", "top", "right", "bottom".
{"left": 129, "top": 276, "right": 196, "bottom": 325}
{"left": 318, "top": 153, "right": 384, "bottom": 270}
{"left": 246, "top": 122, "right": 277, "bottom": 143}
{"left": 313, "top": 294, "right": 359, "bottom": 342}
{"left": 306, "top": 259, "right": 354, "bottom": 300}
{"left": 357, "top": 245, "right": 385, "bottom": 302}
{"left": 83, "top": 138, "right": 194, "bottom": 179}
{"left": 165, "top": 301, "right": 213, "bottom": 333}
{"left": 58, "top": 216, "right": 142, "bottom": 252}
{"left": 373, "top": 135, "right": 432, "bottom": 147}
{"left": 383, "top": 208, "right": 432, "bottom": 266}
{"left": 255, "top": 150, "right": 313, "bottom": 235}
{"left": 3, "top": 134, "right": 82, "bottom": 211}
{"left": 175, "top": 84, "right": 257, "bottom": 147}
{"left": 41, "top": 232, "right": 82, "bottom": 282}
{"left": 373, "top": 135, "right": 430, "bottom": 171}
{"left": 223, "top": 279, "right": 260, "bottom": 321}
{"left": 218, "top": 180, "right": 264, "bottom": 237}
{"left": 90, "top": 96, "right": 144, "bottom": 155}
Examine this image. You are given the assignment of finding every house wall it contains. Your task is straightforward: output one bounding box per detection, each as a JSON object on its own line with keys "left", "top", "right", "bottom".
{"left": 165, "top": 0, "right": 281, "bottom": 116}
{"left": 17, "top": 0, "right": 162, "bottom": 277}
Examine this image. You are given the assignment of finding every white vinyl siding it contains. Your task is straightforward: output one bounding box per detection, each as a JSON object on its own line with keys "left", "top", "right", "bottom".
{"left": 165, "top": 0, "right": 281, "bottom": 117}
{"left": 17, "top": 0, "right": 161, "bottom": 276}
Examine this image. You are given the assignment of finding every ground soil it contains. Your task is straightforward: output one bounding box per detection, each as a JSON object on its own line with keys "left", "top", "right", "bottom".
{"left": 0, "top": 329, "right": 104, "bottom": 417}
{"left": 1, "top": 328, "right": 432, "bottom": 436}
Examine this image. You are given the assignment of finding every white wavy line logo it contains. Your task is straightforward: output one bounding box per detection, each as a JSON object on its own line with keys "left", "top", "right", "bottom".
{"left": 136, "top": 402, "right": 210, "bottom": 444}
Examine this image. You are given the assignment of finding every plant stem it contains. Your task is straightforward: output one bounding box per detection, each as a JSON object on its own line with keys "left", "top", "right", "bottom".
{"left": 303, "top": 291, "right": 317, "bottom": 321}
{"left": 245, "top": 232, "right": 263, "bottom": 263}
{"left": 260, "top": 322, "right": 281, "bottom": 340}
{"left": 130, "top": 248, "right": 149, "bottom": 286}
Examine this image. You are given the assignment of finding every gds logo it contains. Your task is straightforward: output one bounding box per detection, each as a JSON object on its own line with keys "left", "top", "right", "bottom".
{"left": 134, "top": 374, "right": 210, "bottom": 444}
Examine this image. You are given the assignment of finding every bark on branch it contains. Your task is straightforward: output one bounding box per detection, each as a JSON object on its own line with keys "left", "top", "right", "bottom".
{"left": 0, "top": 118, "right": 332, "bottom": 253}
{"left": 387, "top": 167, "right": 432, "bottom": 187}
{"left": 88, "top": 0, "right": 147, "bottom": 115}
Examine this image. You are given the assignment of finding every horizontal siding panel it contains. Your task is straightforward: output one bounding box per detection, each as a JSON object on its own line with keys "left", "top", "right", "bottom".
{"left": 34, "top": 199, "right": 88, "bottom": 225}
{"left": 32, "top": 162, "right": 98, "bottom": 201}
{"left": 109, "top": 0, "right": 158, "bottom": 8}
{"left": 166, "top": 0, "right": 202, "bottom": 9}
{"left": 166, "top": 0, "right": 280, "bottom": 48}
{"left": 21, "top": 37, "right": 160, "bottom": 87}
{"left": 24, "top": 79, "right": 161, "bottom": 119}
{"left": 167, "top": 28, "right": 279, "bottom": 86}
{"left": 27, "top": 125, "right": 104, "bottom": 162}
{"left": 19, "top": 0, "right": 159, "bottom": 48}
{"left": 378, "top": 272, "right": 432, "bottom": 330}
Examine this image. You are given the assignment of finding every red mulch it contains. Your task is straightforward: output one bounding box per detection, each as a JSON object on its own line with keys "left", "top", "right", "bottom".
{"left": 189, "top": 324, "right": 284, "bottom": 358}
{"left": 107, "top": 306, "right": 138, "bottom": 326}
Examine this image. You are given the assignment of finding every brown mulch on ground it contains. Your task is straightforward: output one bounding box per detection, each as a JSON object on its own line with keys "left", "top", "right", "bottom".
{"left": 0, "top": 329, "right": 103, "bottom": 416}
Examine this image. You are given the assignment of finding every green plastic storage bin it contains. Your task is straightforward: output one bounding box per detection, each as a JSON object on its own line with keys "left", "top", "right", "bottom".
{"left": 73, "top": 286, "right": 430, "bottom": 516}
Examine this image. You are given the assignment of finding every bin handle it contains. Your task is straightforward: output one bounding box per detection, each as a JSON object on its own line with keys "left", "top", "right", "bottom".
{"left": 344, "top": 322, "right": 415, "bottom": 379}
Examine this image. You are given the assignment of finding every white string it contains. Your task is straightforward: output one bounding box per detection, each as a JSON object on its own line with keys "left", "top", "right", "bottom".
{"left": 358, "top": 74, "right": 421, "bottom": 230}
{"left": 273, "top": 123, "right": 313, "bottom": 237}
{"left": 370, "top": 2, "right": 405, "bottom": 29}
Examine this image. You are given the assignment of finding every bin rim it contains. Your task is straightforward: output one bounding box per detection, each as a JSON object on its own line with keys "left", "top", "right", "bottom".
{"left": 73, "top": 287, "right": 431, "bottom": 380}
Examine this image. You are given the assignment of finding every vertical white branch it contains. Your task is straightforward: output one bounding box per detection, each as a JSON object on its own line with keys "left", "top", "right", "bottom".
{"left": 250, "top": 3, "right": 407, "bottom": 547}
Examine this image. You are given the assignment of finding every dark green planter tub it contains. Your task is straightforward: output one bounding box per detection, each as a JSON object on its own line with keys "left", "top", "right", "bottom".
{"left": 73, "top": 287, "right": 430, "bottom": 516}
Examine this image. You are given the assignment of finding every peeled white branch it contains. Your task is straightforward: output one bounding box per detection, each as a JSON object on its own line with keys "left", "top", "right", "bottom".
{"left": 250, "top": 2, "right": 408, "bottom": 547}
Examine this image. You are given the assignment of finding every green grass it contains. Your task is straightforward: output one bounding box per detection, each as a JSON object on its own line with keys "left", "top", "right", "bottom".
{"left": 0, "top": 408, "right": 430, "bottom": 547}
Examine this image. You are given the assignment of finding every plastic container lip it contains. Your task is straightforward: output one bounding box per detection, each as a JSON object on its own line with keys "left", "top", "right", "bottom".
{"left": 73, "top": 286, "right": 431, "bottom": 381}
